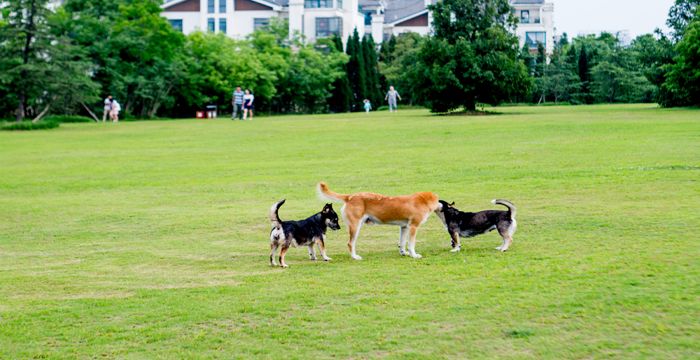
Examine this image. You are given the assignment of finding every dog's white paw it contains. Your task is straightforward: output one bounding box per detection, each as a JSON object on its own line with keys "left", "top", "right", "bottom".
{"left": 450, "top": 247, "right": 461, "bottom": 253}
{"left": 351, "top": 254, "right": 363, "bottom": 260}
{"left": 500, "top": 247, "right": 509, "bottom": 252}
{"left": 280, "top": 264, "right": 289, "bottom": 268}
{"left": 411, "top": 253, "right": 422, "bottom": 259}
{"left": 399, "top": 250, "right": 408, "bottom": 256}
{"left": 495, "top": 246, "right": 503, "bottom": 251}
{"left": 309, "top": 257, "right": 317, "bottom": 261}
{"left": 270, "top": 262, "right": 278, "bottom": 267}
{"left": 323, "top": 256, "right": 332, "bottom": 261}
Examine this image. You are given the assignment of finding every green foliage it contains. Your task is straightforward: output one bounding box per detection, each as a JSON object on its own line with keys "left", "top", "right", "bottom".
{"left": 1, "top": 119, "right": 59, "bottom": 131}
{"left": 379, "top": 33, "right": 426, "bottom": 105}
{"left": 416, "top": 0, "right": 530, "bottom": 112}
{"left": 346, "top": 30, "right": 367, "bottom": 110}
{"left": 361, "top": 35, "right": 382, "bottom": 105}
{"left": 44, "top": 115, "right": 94, "bottom": 123}
{"left": 328, "top": 35, "right": 352, "bottom": 113}
{"left": 665, "top": 10, "right": 700, "bottom": 106}
{"left": 667, "top": 0, "right": 699, "bottom": 41}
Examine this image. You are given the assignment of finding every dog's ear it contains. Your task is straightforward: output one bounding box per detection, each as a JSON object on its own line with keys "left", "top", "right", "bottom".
{"left": 450, "top": 201, "right": 455, "bottom": 206}
{"left": 322, "top": 203, "right": 333, "bottom": 212}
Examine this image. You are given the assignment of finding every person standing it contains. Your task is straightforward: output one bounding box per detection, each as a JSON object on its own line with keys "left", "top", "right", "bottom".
{"left": 243, "top": 89, "right": 254, "bottom": 120}
{"left": 102, "top": 95, "right": 113, "bottom": 122}
{"left": 363, "top": 99, "right": 372, "bottom": 113}
{"left": 385, "top": 86, "right": 401, "bottom": 112}
{"left": 110, "top": 99, "right": 121, "bottom": 122}
{"left": 232, "top": 86, "right": 244, "bottom": 120}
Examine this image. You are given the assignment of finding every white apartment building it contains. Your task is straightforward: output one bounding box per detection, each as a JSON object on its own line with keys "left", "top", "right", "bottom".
{"left": 161, "top": 0, "right": 554, "bottom": 52}
{"left": 510, "top": 0, "right": 555, "bottom": 54}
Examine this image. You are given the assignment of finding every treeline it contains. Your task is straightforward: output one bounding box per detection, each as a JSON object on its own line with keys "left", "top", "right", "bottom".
{"left": 377, "top": 0, "right": 699, "bottom": 111}
{"left": 1, "top": 0, "right": 697, "bottom": 122}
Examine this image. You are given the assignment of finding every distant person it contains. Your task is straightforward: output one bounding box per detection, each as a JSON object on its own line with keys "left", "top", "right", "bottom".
{"left": 243, "top": 89, "right": 254, "bottom": 120}
{"left": 102, "top": 95, "right": 113, "bottom": 122}
{"left": 110, "top": 99, "right": 121, "bottom": 122}
{"left": 232, "top": 86, "right": 244, "bottom": 120}
{"left": 385, "top": 86, "right": 401, "bottom": 112}
{"left": 363, "top": 99, "right": 372, "bottom": 113}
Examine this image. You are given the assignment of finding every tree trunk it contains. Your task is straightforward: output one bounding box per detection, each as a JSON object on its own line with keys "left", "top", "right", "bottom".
{"left": 32, "top": 103, "right": 51, "bottom": 123}
{"left": 80, "top": 102, "right": 100, "bottom": 122}
{"left": 16, "top": 0, "right": 38, "bottom": 122}
{"left": 465, "top": 98, "right": 477, "bottom": 112}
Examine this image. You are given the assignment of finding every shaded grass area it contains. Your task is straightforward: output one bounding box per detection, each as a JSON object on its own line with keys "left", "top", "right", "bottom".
{"left": 0, "top": 104, "right": 698, "bottom": 358}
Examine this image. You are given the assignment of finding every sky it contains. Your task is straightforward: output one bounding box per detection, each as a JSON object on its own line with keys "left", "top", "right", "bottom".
{"left": 552, "top": 0, "right": 676, "bottom": 39}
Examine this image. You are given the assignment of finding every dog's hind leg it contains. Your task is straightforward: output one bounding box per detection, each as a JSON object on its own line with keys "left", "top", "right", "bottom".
{"left": 308, "top": 244, "right": 317, "bottom": 261}
{"left": 407, "top": 224, "right": 422, "bottom": 259}
{"left": 496, "top": 221, "right": 515, "bottom": 252}
{"left": 279, "top": 244, "right": 290, "bottom": 268}
{"left": 398, "top": 226, "right": 409, "bottom": 256}
{"left": 347, "top": 219, "right": 364, "bottom": 260}
{"left": 270, "top": 242, "right": 279, "bottom": 266}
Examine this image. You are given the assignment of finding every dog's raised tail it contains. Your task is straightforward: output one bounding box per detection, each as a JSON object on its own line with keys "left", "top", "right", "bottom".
{"left": 492, "top": 199, "right": 516, "bottom": 219}
{"left": 317, "top": 182, "right": 349, "bottom": 203}
{"left": 270, "top": 199, "right": 285, "bottom": 228}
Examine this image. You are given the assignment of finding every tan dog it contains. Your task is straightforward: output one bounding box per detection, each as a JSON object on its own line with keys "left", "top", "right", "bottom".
{"left": 317, "top": 182, "right": 440, "bottom": 259}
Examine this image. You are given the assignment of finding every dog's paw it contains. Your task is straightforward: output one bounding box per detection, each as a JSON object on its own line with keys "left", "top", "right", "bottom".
{"left": 351, "top": 254, "right": 363, "bottom": 260}
{"left": 399, "top": 250, "right": 408, "bottom": 256}
{"left": 499, "top": 247, "right": 509, "bottom": 252}
{"left": 450, "top": 247, "right": 461, "bottom": 253}
{"left": 495, "top": 246, "right": 503, "bottom": 251}
{"left": 411, "top": 253, "right": 423, "bottom": 259}
{"left": 309, "top": 257, "right": 317, "bottom": 261}
{"left": 280, "top": 264, "right": 289, "bottom": 268}
{"left": 323, "top": 257, "right": 332, "bottom": 261}
{"left": 270, "top": 262, "right": 278, "bottom": 267}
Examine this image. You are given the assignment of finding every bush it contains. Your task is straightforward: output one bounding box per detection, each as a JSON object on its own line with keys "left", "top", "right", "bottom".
{"left": 44, "top": 115, "right": 93, "bottom": 123}
{"left": 1, "top": 120, "right": 60, "bottom": 131}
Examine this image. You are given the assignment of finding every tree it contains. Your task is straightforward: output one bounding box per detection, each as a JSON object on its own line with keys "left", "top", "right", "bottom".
{"left": 667, "top": 0, "right": 699, "bottom": 41}
{"left": 328, "top": 35, "right": 352, "bottom": 113}
{"left": 414, "top": 0, "right": 530, "bottom": 112}
{"left": 664, "top": 10, "right": 700, "bottom": 105}
{"left": 0, "top": 0, "right": 98, "bottom": 121}
{"left": 361, "top": 35, "right": 382, "bottom": 105}
{"left": 379, "top": 32, "right": 427, "bottom": 106}
{"left": 345, "top": 29, "right": 367, "bottom": 110}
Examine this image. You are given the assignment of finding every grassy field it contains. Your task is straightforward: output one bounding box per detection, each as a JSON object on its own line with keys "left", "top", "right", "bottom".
{"left": 0, "top": 104, "right": 698, "bottom": 358}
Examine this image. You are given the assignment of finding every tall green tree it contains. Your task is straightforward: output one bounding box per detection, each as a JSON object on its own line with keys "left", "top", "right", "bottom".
{"left": 664, "top": 9, "right": 700, "bottom": 105}
{"left": 379, "top": 32, "right": 426, "bottom": 105}
{"left": 667, "top": 0, "right": 699, "bottom": 41}
{"left": 0, "top": 0, "right": 98, "bottom": 121}
{"left": 345, "top": 29, "right": 367, "bottom": 110}
{"left": 414, "top": 0, "right": 530, "bottom": 112}
{"left": 328, "top": 35, "right": 352, "bottom": 113}
{"left": 361, "top": 35, "right": 382, "bottom": 105}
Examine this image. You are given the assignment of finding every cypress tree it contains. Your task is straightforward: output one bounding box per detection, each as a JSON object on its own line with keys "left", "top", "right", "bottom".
{"left": 578, "top": 46, "right": 591, "bottom": 102}
{"left": 328, "top": 35, "right": 352, "bottom": 112}
{"left": 345, "top": 29, "right": 366, "bottom": 111}
{"left": 361, "top": 35, "right": 382, "bottom": 105}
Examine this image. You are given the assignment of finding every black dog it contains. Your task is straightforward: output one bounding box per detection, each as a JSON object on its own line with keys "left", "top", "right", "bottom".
{"left": 269, "top": 199, "right": 341, "bottom": 268}
{"left": 435, "top": 199, "right": 517, "bottom": 253}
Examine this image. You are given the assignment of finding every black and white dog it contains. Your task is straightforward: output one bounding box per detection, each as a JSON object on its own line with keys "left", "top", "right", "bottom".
{"left": 435, "top": 199, "right": 517, "bottom": 253}
{"left": 269, "top": 199, "right": 341, "bottom": 268}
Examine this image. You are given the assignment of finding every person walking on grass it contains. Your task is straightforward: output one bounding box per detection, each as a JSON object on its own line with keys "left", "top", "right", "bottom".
{"left": 232, "top": 86, "right": 244, "bottom": 120}
{"left": 102, "top": 95, "right": 113, "bottom": 122}
{"left": 385, "top": 86, "right": 401, "bottom": 112}
{"left": 243, "top": 89, "right": 254, "bottom": 120}
{"left": 110, "top": 99, "right": 121, "bottom": 122}
{"left": 363, "top": 99, "right": 372, "bottom": 113}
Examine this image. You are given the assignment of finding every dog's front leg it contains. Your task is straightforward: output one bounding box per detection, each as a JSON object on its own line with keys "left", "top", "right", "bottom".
{"left": 407, "top": 224, "right": 422, "bottom": 259}
{"left": 449, "top": 230, "right": 461, "bottom": 252}
{"left": 308, "top": 244, "right": 317, "bottom": 260}
{"left": 270, "top": 242, "right": 279, "bottom": 266}
{"left": 317, "top": 237, "right": 332, "bottom": 261}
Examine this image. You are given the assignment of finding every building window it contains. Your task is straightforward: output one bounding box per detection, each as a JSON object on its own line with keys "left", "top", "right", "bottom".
{"left": 337, "top": 0, "right": 342, "bottom": 8}
{"left": 168, "top": 19, "right": 183, "bottom": 32}
{"left": 219, "top": 18, "right": 227, "bottom": 34}
{"left": 208, "top": 18, "right": 215, "bottom": 32}
{"left": 525, "top": 31, "right": 546, "bottom": 49}
{"left": 316, "top": 17, "right": 342, "bottom": 38}
{"left": 364, "top": 12, "right": 372, "bottom": 26}
{"left": 219, "top": 0, "right": 226, "bottom": 13}
{"left": 520, "top": 10, "right": 529, "bottom": 24}
{"left": 208, "top": 0, "right": 215, "bottom": 13}
{"left": 305, "top": 0, "right": 332, "bottom": 8}
{"left": 254, "top": 18, "right": 270, "bottom": 31}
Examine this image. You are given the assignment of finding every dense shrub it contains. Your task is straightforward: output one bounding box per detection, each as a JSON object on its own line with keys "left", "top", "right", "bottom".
{"left": 1, "top": 120, "right": 60, "bottom": 131}
{"left": 44, "top": 115, "right": 93, "bottom": 123}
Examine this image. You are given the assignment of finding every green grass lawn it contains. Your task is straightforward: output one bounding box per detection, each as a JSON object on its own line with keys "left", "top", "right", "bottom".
{"left": 1, "top": 104, "right": 698, "bottom": 358}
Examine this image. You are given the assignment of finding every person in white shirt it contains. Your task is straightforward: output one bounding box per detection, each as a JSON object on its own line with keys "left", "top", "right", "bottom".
{"left": 102, "top": 95, "right": 112, "bottom": 122}
{"left": 110, "top": 100, "right": 121, "bottom": 122}
{"left": 243, "top": 89, "right": 254, "bottom": 120}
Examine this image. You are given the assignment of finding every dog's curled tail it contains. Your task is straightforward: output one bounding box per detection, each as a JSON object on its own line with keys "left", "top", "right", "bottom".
{"left": 492, "top": 199, "right": 517, "bottom": 219}
{"left": 270, "top": 199, "right": 285, "bottom": 228}
{"left": 317, "top": 182, "right": 349, "bottom": 203}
